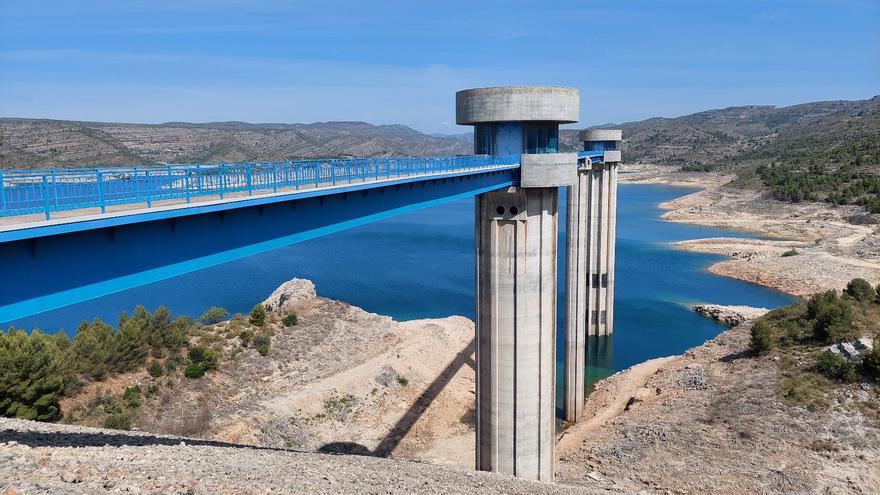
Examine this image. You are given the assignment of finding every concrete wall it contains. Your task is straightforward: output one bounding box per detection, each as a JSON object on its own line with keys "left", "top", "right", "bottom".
{"left": 519, "top": 153, "right": 577, "bottom": 188}
{"left": 579, "top": 129, "right": 622, "bottom": 142}
{"left": 456, "top": 87, "right": 579, "bottom": 125}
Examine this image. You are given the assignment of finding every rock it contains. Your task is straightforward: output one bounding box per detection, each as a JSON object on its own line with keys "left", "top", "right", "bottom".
{"left": 262, "top": 278, "right": 317, "bottom": 312}
{"left": 823, "top": 338, "right": 874, "bottom": 360}
{"left": 692, "top": 304, "right": 769, "bottom": 326}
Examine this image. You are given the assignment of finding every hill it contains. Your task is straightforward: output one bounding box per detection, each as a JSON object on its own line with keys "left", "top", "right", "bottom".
{"left": 0, "top": 119, "right": 472, "bottom": 169}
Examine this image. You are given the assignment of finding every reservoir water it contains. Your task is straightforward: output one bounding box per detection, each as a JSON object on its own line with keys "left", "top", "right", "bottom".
{"left": 9, "top": 184, "right": 796, "bottom": 397}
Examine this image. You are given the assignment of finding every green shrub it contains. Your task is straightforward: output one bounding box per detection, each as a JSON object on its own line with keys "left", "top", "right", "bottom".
{"left": 249, "top": 304, "right": 267, "bottom": 327}
{"left": 239, "top": 330, "right": 253, "bottom": 348}
{"left": 807, "top": 291, "right": 857, "bottom": 343}
{"left": 0, "top": 329, "right": 66, "bottom": 422}
{"left": 816, "top": 350, "right": 861, "bottom": 382}
{"left": 188, "top": 346, "right": 206, "bottom": 364}
{"left": 864, "top": 340, "right": 880, "bottom": 379}
{"left": 68, "top": 319, "right": 115, "bottom": 381}
{"left": 282, "top": 313, "right": 298, "bottom": 327}
{"left": 147, "top": 361, "right": 164, "bottom": 378}
{"left": 199, "top": 307, "right": 228, "bottom": 325}
{"left": 184, "top": 363, "right": 206, "bottom": 379}
{"left": 122, "top": 386, "right": 141, "bottom": 409}
{"left": 749, "top": 320, "right": 775, "bottom": 354}
{"left": 396, "top": 375, "right": 409, "bottom": 386}
{"left": 781, "top": 249, "right": 799, "bottom": 257}
{"left": 845, "top": 278, "right": 875, "bottom": 302}
{"left": 188, "top": 346, "right": 219, "bottom": 371}
{"left": 103, "top": 413, "right": 131, "bottom": 430}
{"left": 253, "top": 333, "right": 271, "bottom": 356}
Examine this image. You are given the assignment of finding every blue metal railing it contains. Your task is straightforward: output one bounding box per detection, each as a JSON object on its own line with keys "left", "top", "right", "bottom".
{"left": 0, "top": 155, "right": 520, "bottom": 219}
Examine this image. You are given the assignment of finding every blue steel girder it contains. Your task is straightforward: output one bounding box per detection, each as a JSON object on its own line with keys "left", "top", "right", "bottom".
{"left": 0, "top": 166, "right": 516, "bottom": 323}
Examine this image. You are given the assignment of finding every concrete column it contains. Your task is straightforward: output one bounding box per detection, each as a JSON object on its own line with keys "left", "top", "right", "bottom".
{"left": 475, "top": 186, "right": 557, "bottom": 481}
{"left": 562, "top": 130, "right": 622, "bottom": 421}
{"left": 563, "top": 166, "right": 588, "bottom": 421}
{"left": 604, "top": 163, "right": 619, "bottom": 335}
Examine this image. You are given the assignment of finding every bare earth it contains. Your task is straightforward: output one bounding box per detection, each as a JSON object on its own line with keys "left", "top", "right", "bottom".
{"left": 555, "top": 320, "right": 880, "bottom": 494}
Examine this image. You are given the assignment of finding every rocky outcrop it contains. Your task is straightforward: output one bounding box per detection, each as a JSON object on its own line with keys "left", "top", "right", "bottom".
{"left": 692, "top": 304, "right": 770, "bottom": 326}
{"left": 261, "top": 278, "right": 317, "bottom": 312}
{"left": 823, "top": 338, "right": 875, "bottom": 360}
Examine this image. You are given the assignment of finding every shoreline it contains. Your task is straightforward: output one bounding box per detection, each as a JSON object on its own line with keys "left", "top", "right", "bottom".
{"left": 620, "top": 164, "right": 880, "bottom": 297}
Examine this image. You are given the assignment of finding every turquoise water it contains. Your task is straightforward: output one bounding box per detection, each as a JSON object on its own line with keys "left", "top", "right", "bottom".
{"left": 9, "top": 184, "right": 795, "bottom": 396}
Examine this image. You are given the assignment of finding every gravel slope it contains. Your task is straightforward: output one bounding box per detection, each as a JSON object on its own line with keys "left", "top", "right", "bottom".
{"left": 0, "top": 418, "right": 620, "bottom": 495}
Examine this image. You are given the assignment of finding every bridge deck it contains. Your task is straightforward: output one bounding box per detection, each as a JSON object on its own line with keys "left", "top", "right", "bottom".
{"left": 0, "top": 155, "right": 520, "bottom": 222}
{"left": 0, "top": 163, "right": 520, "bottom": 242}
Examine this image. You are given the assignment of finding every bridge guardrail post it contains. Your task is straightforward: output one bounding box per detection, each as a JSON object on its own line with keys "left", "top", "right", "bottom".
{"left": 294, "top": 163, "right": 300, "bottom": 190}
{"left": 184, "top": 169, "right": 191, "bottom": 204}
{"left": 272, "top": 163, "right": 278, "bottom": 193}
{"left": 51, "top": 170, "right": 58, "bottom": 209}
{"left": 145, "top": 170, "right": 152, "bottom": 207}
{"left": 246, "top": 164, "right": 253, "bottom": 196}
{"left": 0, "top": 170, "right": 6, "bottom": 215}
{"left": 196, "top": 165, "right": 202, "bottom": 192}
{"left": 42, "top": 174, "right": 51, "bottom": 220}
{"left": 96, "top": 171, "right": 106, "bottom": 214}
{"left": 219, "top": 166, "right": 225, "bottom": 199}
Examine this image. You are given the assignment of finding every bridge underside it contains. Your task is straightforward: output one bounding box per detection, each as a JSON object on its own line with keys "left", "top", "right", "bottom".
{"left": 0, "top": 168, "right": 515, "bottom": 323}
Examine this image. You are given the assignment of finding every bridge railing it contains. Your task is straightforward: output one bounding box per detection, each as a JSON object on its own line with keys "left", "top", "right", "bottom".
{"left": 0, "top": 155, "right": 520, "bottom": 220}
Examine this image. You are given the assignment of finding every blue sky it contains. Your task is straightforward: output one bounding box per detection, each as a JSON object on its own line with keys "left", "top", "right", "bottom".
{"left": 1, "top": 0, "right": 878, "bottom": 133}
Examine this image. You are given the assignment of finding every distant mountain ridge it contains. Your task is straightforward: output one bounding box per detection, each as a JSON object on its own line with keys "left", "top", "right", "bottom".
{"left": 558, "top": 96, "right": 879, "bottom": 168}
{"left": 0, "top": 119, "right": 473, "bottom": 169}
{"left": 2, "top": 95, "right": 877, "bottom": 169}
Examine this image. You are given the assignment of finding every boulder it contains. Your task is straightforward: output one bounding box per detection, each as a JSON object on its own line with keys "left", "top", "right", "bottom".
{"left": 262, "top": 278, "right": 317, "bottom": 312}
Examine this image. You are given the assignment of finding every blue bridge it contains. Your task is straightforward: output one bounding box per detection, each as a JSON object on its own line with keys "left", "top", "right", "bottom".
{"left": 0, "top": 151, "right": 603, "bottom": 323}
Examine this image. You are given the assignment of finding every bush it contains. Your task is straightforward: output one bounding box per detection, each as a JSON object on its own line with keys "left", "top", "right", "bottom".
{"left": 249, "top": 304, "right": 267, "bottom": 327}
{"left": 807, "top": 291, "right": 857, "bottom": 343}
{"left": 816, "top": 351, "right": 861, "bottom": 382}
{"left": 147, "top": 361, "right": 164, "bottom": 378}
{"left": 845, "top": 278, "right": 875, "bottom": 302}
{"left": 253, "top": 333, "right": 271, "bottom": 356}
{"left": 184, "top": 363, "right": 206, "bottom": 379}
{"left": 199, "top": 307, "right": 228, "bottom": 325}
{"left": 122, "top": 386, "right": 141, "bottom": 409}
{"left": 188, "top": 346, "right": 206, "bottom": 364}
{"left": 282, "top": 313, "right": 298, "bottom": 327}
{"left": 188, "top": 346, "right": 219, "bottom": 371}
{"left": 239, "top": 330, "right": 253, "bottom": 348}
{"left": 781, "top": 249, "right": 799, "bottom": 257}
{"left": 103, "top": 413, "right": 131, "bottom": 430}
{"left": 749, "top": 320, "right": 775, "bottom": 354}
{"left": 0, "top": 329, "right": 66, "bottom": 422}
{"left": 864, "top": 340, "right": 880, "bottom": 379}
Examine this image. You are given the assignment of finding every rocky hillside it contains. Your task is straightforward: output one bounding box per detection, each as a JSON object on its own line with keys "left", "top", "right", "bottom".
{"left": 0, "top": 119, "right": 472, "bottom": 169}
{"left": 560, "top": 96, "right": 880, "bottom": 169}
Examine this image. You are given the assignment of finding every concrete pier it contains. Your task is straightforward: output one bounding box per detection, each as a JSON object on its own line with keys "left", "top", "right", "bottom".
{"left": 563, "top": 129, "right": 621, "bottom": 422}
{"left": 458, "top": 86, "right": 578, "bottom": 481}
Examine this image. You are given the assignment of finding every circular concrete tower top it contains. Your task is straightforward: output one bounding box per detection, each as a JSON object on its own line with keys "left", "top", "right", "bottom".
{"left": 456, "top": 86, "right": 579, "bottom": 125}
{"left": 580, "top": 129, "right": 622, "bottom": 142}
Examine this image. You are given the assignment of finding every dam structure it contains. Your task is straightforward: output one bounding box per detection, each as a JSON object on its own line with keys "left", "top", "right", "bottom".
{"left": 563, "top": 129, "right": 622, "bottom": 422}
{"left": 0, "top": 86, "right": 620, "bottom": 482}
